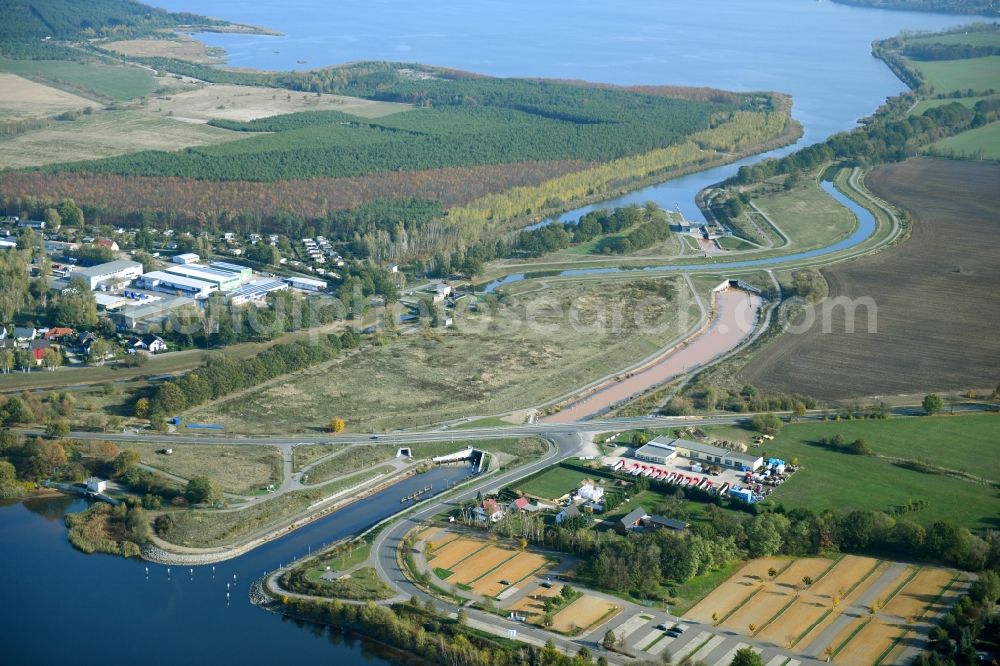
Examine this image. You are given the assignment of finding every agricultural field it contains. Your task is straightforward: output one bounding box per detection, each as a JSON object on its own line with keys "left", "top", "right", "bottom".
{"left": 0, "top": 73, "right": 93, "bottom": 121}
{"left": 685, "top": 555, "right": 963, "bottom": 663}
{"left": 425, "top": 529, "right": 554, "bottom": 600}
{"left": 118, "top": 443, "right": 282, "bottom": 495}
{"left": 748, "top": 414, "right": 1000, "bottom": 528}
{"left": 0, "top": 108, "right": 241, "bottom": 168}
{"left": 910, "top": 31, "right": 1000, "bottom": 48}
{"left": 904, "top": 55, "right": 1000, "bottom": 94}
{"left": 743, "top": 158, "right": 1000, "bottom": 400}
{"left": 750, "top": 178, "right": 858, "bottom": 251}
{"left": 185, "top": 279, "right": 699, "bottom": 432}
{"left": 929, "top": 120, "right": 1000, "bottom": 161}
{"left": 909, "top": 94, "right": 997, "bottom": 115}
{"left": 0, "top": 57, "right": 157, "bottom": 101}
{"left": 150, "top": 84, "right": 411, "bottom": 123}
{"left": 550, "top": 595, "right": 621, "bottom": 634}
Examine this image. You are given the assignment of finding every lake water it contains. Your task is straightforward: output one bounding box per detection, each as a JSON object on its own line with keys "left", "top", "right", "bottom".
{"left": 1, "top": 465, "right": 470, "bottom": 665}
{"left": 8, "top": 2, "right": 981, "bottom": 663}
{"left": 159, "top": 0, "right": 971, "bottom": 220}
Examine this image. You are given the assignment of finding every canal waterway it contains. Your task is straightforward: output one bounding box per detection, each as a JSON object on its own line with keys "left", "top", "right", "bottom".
{"left": 484, "top": 181, "right": 877, "bottom": 292}
{"left": 0, "top": 465, "right": 470, "bottom": 665}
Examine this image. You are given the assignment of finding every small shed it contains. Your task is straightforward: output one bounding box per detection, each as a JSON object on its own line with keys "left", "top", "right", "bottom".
{"left": 85, "top": 477, "right": 108, "bottom": 493}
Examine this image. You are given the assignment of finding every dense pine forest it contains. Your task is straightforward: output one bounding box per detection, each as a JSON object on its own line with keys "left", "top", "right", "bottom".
{"left": 0, "top": 0, "right": 227, "bottom": 42}
{"left": 42, "top": 77, "right": 755, "bottom": 181}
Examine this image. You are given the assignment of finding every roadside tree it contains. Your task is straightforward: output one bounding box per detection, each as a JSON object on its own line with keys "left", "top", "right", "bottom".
{"left": 185, "top": 475, "right": 219, "bottom": 505}
{"left": 922, "top": 394, "right": 944, "bottom": 415}
{"left": 751, "top": 412, "right": 782, "bottom": 435}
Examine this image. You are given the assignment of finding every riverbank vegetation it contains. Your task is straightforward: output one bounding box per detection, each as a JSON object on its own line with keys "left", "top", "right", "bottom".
{"left": 65, "top": 500, "right": 150, "bottom": 557}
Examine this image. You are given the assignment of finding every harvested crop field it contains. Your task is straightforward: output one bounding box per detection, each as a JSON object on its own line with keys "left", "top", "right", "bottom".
{"left": 720, "top": 587, "right": 795, "bottom": 631}
{"left": 447, "top": 546, "right": 517, "bottom": 585}
{"left": 470, "top": 551, "right": 548, "bottom": 597}
{"left": 744, "top": 158, "right": 1000, "bottom": 399}
{"left": 686, "top": 558, "right": 788, "bottom": 622}
{"left": 104, "top": 37, "right": 225, "bottom": 64}
{"left": 550, "top": 595, "right": 621, "bottom": 634}
{"left": 427, "top": 538, "right": 484, "bottom": 571}
{"left": 833, "top": 619, "right": 906, "bottom": 665}
{"left": 882, "top": 568, "right": 955, "bottom": 620}
{"left": 0, "top": 73, "right": 92, "bottom": 120}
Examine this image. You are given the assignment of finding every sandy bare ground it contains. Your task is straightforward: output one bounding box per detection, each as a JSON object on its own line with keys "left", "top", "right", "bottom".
{"left": 882, "top": 568, "right": 954, "bottom": 620}
{"left": 448, "top": 545, "right": 517, "bottom": 585}
{"left": 551, "top": 595, "right": 621, "bottom": 634}
{"left": 686, "top": 558, "right": 788, "bottom": 622}
{"left": 545, "top": 288, "right": 760, "bottom": 422}
{"left": 104, "top": 36, "right": 225, "bottom": 65}
{"left": 0, "top": 73, "right": 92, "bottom": 120}
{"left": 427, "top": 538, "right": 484, "bottom": 570}
{"left": 835, "top": 619, "right": 905, "bottom": 665}
{"left": 154, "top": 84, "right": 411, "bottom": 123}
{"left": 471, "top": 551, "right": 548, "bottom": 597}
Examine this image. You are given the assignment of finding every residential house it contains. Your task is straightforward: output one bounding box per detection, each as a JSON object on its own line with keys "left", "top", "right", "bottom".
{"left": 575, "top": 481, "right": 605, "bottom": 503}
{"left": 509, "top": 497, "right": 531, "bottom": 513}
{"left": 13, "top": 326, "right": 36, "bottom": 343}
{"left": 29, "top": 339, "right": 50, "bottom": 365}
{"left": 96, "top": 239, "right": 119, "bottom": 252}
{"left": 0, "top": 326, "right": 6, "bottom": 339}
{"left": 555, "top": 504, "right": 581, "bottom": 525}
{"left": 642, "top": 515, "right": 688, "bottom": 532}
{"left": 43, "top": 327, "right": 75, "bottom": 341}
{"left": 85, "top": 477, "right": 108, "bottom": 493}
{"left": 474, "top": 498, "right": 505, "bottom": 523}
{"left": 615, "top": 506, "right": 649, "bottom": 535}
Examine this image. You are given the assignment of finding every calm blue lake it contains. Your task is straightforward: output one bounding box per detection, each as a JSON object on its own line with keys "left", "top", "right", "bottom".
{"left": 5, "top": 1, "right": 981, "bottom": 663}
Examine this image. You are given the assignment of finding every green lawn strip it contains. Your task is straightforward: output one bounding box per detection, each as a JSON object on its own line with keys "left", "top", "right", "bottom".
{"left": 831, "top": 618, "right": 873, "bottom": 658}
{"left": 790, "top": 607, "right": 834, "bottom": 649}
{"left": 874, "top": 626, "right": 912, "bottom": 666}
{"left": 467, "top": 551, "right": 521, "bottom": 585}
{"left": 434, "top": 567, "right": 455, "bottom": 580}
{"left": 754, "top": 594, "right": 799, "bottom": 637}
{"left": 717, "top": 587, "right": 763, "bottom": 626}
{"left": 455, "top": 582, "right": 472, "bottom": 591}
{"left": 881, "top": 567, "right": 919, "bottom": 607}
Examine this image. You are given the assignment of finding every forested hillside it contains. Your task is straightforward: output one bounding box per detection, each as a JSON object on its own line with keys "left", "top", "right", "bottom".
{"left": 831, "top": 0, "right": 999, "bottom": 15}
{"left": 41, "top": 76, "right": 752, "bottom": 181}
{"left": 0, "top": 0, "right": 226, "bottom": 42}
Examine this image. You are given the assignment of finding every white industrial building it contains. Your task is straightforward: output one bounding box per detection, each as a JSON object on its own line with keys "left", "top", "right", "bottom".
{"left": 225, "top": 279, "right": 289, "bottom": 305}
{"left": 284, "top": 276, "right": 327, "bottom": 292}
{"left": 72, "top": 260, "right": 143, "bottom": 290}
{"left": 164, "top": 264, "right": 242, "bottom": 291}
{"left": 173, "top": 252, "right": 200, "bottom": 264}
{"left": 636, "top": 436, "right": 762, "bottom": 471}
{"left": 139, "top": 270, "right": 217, "bottom": 299}
{"left": 209, "top": 261, "right": 253, "bottom": 284}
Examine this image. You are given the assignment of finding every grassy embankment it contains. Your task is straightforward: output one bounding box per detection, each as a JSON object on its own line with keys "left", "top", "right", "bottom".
{"left": 156, "top": 465, "right": 394, "bottom": 549}
{"left": 184, "top": 279, "right": 700, "bottom": 432}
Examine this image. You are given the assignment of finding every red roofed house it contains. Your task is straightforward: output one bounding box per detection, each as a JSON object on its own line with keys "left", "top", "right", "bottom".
{"left": 475, "top": 498, "right": 505, "bottom": 523}
{"left": 29, "top": 339, "right": 50, "bottom": 365}
{"left": 43, "top": 327, "right": 75, "bottom": 341}
{"left": 509, "top": 496, "right": 531, "bottom": 513}
{"left": 97, "top": 239, "right": 119, "bottom": 252}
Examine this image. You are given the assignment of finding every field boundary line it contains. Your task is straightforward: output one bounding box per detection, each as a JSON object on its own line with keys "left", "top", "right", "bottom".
{"left": 915, "top": 573, "right": 963, "bottom": 622}
{"left": 842, "top": 559, "right": 884, "bottom": 600}
{"left": 811, "top": 554, "right": 844, "bottom": 586}
{"left": 881, "top": 566, "right": 919, "bottom": 608}
{"left": 830, "top": 617, "right": 872, "bottom": 658}
{"left": 717, "top": 586, "right": 764, "bottom": 625}
{"left": 466, "top": 550, "right": 521, "bottom": 585}
{"left": 754, "top": 594, "right": 799, "bottom": 637}
{"left": 434, "top": 542, "right": 490, "bottom": 573}
{"left": 790, "top": 607, "right": 833, "bottom": 649}
{"left": 874, "top": 625, "right": 912, "bottom": 666}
